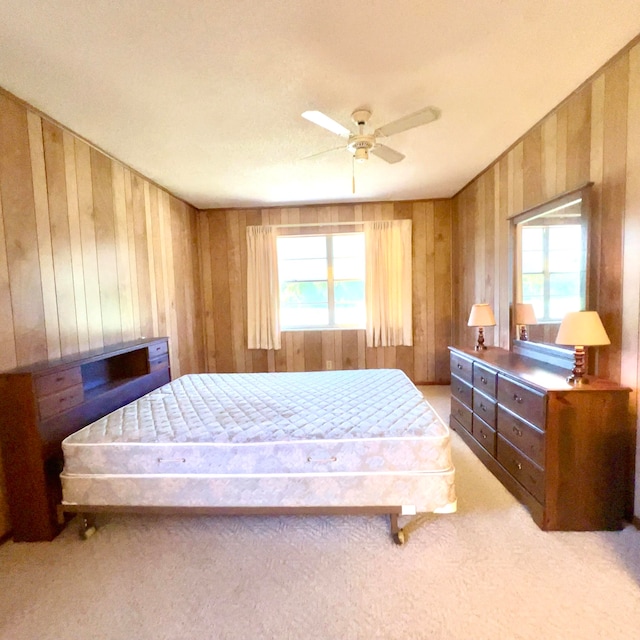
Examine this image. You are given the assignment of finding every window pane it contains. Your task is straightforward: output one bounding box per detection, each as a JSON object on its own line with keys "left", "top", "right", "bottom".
{"left": 549, "top": 250, "right": 581, "bottom": 272}
{"left": 279, "top": 258, "right": 327, "bottom": 281}
{"left": 332, "top": 233, "right": 364, "bottom": 258}
{"left": 334, "top": 280, "right": 365, "bottom": 326}
{"left": 333, "top": 257, "right": 364, "bottom": 280}
{"left": 549, "top": 272, "right": 580, "bottom": 297}
{"left": 522, "top": 273, "right": 544, "bottom": 298}
{"left": 522, "top": 251, "right": 543, "bottom": 273}
{"left": 278, "top": 236, "right": 326, "bottom": 260}
{"left": 549, "top": 296, "right": 581, "bottom": 320}
{"left": 280, "top": 281, "right": 329, "bottom": 328}
{"left": 549, "top": 226, "right": 581, "bottom": 250}
{"left": 522, "top": 227, "right": 543, "bottom": 250}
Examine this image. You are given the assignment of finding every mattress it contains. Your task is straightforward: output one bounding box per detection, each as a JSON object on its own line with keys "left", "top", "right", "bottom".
{"left": 61, "top": 369, "right": 456, "bottom": 513}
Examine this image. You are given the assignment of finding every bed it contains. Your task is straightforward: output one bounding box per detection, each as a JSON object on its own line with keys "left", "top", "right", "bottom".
{"left": 60, "top": 368, "right": 456, "bottom": 543}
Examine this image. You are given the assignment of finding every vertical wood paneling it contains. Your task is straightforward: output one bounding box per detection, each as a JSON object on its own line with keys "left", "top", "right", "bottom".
{"left": 27, "top": 113, "right": 62, "bottom": 360}
{"left": 42, "top": 121, "right": 79, "bottom": 356}
{"left": 0, "top": 94, "right": 47, "bottom": 365}
{"left": 75, "top": 139, "right": 104, "bottom": 349}
{"left": 91, "top": 148, "right": 122, "bottom": 345}
{"left": 0, "top": 90, "right": 204, "bottom": 538}
{"left": 199, "top": 198, "right": 453, "bottom": 385}
{"left": 453, "top": 42, "right": 640, "bottom": 517}
{"left": 64, "top": 131, "right": 90, "bottom": 352}
{"left": 0, "top": 178, "right": 17, "bottom": 372}
{"left": 599, "top": 55, "right": 629, "bottom": 380}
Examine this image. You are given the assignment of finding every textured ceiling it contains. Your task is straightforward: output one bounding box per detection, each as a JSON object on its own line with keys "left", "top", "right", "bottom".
{"left": 1, "top": 1, "right": 639, "bottom": 209}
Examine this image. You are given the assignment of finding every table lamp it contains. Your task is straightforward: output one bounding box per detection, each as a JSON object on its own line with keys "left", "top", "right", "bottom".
{"left": 555, "top": 310, "right": 610, "bottom": 385}
{"left": 515, "top": 303, "right": 537, "bottom": 341}
{"left": 467, "top": 303, "right": 496, "bottom": 351}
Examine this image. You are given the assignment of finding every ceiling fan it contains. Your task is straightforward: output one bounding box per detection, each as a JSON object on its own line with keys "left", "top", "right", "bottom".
{"left": 301, "top": 105, "right": 441, "bottom": 164}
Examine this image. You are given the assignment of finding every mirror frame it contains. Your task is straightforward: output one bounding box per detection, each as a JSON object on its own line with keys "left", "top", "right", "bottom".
{"left": 509, "top": 182, "right": 593, "bottom": 369}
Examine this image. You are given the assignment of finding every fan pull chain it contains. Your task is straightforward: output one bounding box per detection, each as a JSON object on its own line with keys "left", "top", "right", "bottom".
{"left": 352, "top": 155, "right": 356, "bottom": 194}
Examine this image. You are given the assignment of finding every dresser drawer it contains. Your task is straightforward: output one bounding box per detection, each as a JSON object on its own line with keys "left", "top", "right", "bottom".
{"left": 472, "top": 415, "right": 496, "bottom": 456}
{"left": 473, "top": 388, "right": 497, "bottom": 428}
{"left": 148, "top": 341, "right": 169, "bottom": 359}
{"left": 497, "top": 375, "right": 546, "bottom": 430}
{"left": 450, "top": 352, "right": 473, "bottom": 385}
{"left": 450, "top": 396, "right": 472, "bottom": 433}
{"left": 497, "top": 435, "right": 545, "bottom": 503}
{"left": 473, "top": 362, "right": 497, "bottom": 398}
{"left": 38, "top": 384, "right": 84, "bottom": 420}
{"left": 451, "top": 374, "right": 473, "bottom": 408}
{"left": 497, "top": 406, "right": 545, "bottom": 468}
{"left": 149, "top": 354, "right": 169, "bottom": 372}
{"left": 35, "top": 367, "right": 82, "bottom": 397}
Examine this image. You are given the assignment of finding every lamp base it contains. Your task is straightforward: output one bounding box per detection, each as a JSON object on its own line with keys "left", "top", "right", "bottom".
{"left": 474, "top": 327, "right": 487, "bottom": 351}
{"left": 567, "top": 346, "right": 587, "bottom": 385}
{"left": 566, "top": 374, "right": 589, "bottom": 385}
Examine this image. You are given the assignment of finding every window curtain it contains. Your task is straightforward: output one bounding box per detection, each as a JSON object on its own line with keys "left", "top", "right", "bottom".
{"left": 364, "top": 219, "right": 413, "bottom": 347}
{"left": 246, "top": 225, "right": 281, "bottom": 350}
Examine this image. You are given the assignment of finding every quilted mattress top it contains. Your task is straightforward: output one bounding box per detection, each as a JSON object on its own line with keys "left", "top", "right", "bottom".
{"left": 64, "top": 369, "right": 448, "bottom": 446}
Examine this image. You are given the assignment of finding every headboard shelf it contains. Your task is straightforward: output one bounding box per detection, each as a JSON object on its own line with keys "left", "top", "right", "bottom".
{"left": 0, "top": 337, "right": 171, "bottom": 542}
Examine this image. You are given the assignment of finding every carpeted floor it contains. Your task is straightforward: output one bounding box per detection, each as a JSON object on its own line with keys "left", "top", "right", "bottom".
{"left": 0, "top": 386, "right": 639, "bottom": 640}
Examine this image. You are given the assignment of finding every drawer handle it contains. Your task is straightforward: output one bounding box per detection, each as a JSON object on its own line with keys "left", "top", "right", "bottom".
{"left": 480, "top": 403, "right": 486, "bottom": 412}
{"left": 512, "top": 425, "right": 523, "bottom": 437}
{"left": 514, "top": 460, "right": 522, "bottom": 471}
{"left": 513, "top": 394, "right": 523, "bottom": 404}
{"left": 481, "top": 432, "right": 487, "bottom": 439}
{"left": 307, "top": 456, "right": 337, "bottom": 463}
{"left": 480, "top": 376, "right": 487, "bottom": 384}
{"left": 457, "top": 364, "right": 463, "bottom": 370}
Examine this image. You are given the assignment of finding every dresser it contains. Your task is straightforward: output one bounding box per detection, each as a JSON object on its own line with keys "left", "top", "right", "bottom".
{"left": 449, "top": 346, "right": 632, "bottom": 531}
{"left": 0, "top": 338, "right": 171, "bottom": 541}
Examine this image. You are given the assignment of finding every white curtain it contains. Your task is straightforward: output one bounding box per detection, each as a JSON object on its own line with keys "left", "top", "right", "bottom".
{"left": 364, "top": 219, "right": 413, "bottom": 347}
{"left": 246, "top": 225, "right": 281, "bottom": 350}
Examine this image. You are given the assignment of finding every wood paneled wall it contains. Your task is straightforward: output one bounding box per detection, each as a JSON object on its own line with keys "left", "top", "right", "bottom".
{"left": 0, "top": 89, "right": 205, "bottom": 538}
{"left": 198, "top": 201, "right": 452, "bottom": 385}
{"left": 452, "top": 39, "right": 640, "bottom": 516}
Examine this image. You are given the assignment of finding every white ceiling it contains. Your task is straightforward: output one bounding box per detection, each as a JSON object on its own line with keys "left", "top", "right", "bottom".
{"left": 1, "top": 1, "right": 639, "bottom": 210}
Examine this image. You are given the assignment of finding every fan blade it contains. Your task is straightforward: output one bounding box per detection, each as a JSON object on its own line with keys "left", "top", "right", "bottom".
{"left": 371, "top": 144, "right": 405, "bottom": 164}
{"left": 302, "top": 111, "right": 351, "bottom": 137}
{"left": 301, "top": 145, "right": 345, "bottom": 160}
{"left": 374, "top": 106, "right": 440, "bottom": 138}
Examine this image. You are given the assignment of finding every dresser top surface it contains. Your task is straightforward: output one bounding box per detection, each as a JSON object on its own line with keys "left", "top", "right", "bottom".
{"left": 450, "top": 346, "right": 630, "bottom": 393}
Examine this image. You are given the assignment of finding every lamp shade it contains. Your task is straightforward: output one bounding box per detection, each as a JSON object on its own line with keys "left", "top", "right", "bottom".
{"left": 467, "top": 303, "right": 496, "bottom": 327}
{"left": 555, "top": 311, "right": 610, "bottom": 347}
{"left": 515, "top": 303, "right": 537, "bottom": 325}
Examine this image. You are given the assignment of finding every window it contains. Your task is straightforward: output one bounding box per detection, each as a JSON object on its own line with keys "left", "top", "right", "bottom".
{"left": 521, "top": 223, "right": 584, "bottom": 322}
{"left": 277, "top": 233, "right": 365, "bottom": 330}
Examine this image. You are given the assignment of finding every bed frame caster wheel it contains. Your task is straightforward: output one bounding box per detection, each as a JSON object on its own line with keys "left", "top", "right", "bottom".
{"left": 79, "top": 515, "right": 97, "bottom": 540}
{"left": 392, "top": 529, "right": 406, "bottom": 545}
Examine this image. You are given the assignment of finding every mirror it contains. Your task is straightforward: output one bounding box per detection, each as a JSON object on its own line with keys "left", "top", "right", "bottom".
{"left": 510, "top": 183, "right": 592, "bottom": 367}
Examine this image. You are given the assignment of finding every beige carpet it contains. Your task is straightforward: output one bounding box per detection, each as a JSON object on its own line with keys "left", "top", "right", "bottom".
{"left": 1, "top": 386, "right": 639, "bottom": 640}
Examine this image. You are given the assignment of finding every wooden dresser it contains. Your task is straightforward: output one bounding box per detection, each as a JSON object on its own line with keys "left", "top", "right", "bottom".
{"left": 449, "top": 346, "right": 632, "bottom": 531}
{"left": 0, "top": 338, "right": 171, "bottom": 541}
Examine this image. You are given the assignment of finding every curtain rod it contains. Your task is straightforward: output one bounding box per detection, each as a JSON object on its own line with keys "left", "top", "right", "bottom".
{"left": 269, "top": 220, "right": 366, "bottom": 229}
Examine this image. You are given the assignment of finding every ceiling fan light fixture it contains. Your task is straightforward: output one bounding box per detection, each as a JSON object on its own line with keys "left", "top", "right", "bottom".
{"left": 354, "top": 147, "right": 369, "bottom": 162}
